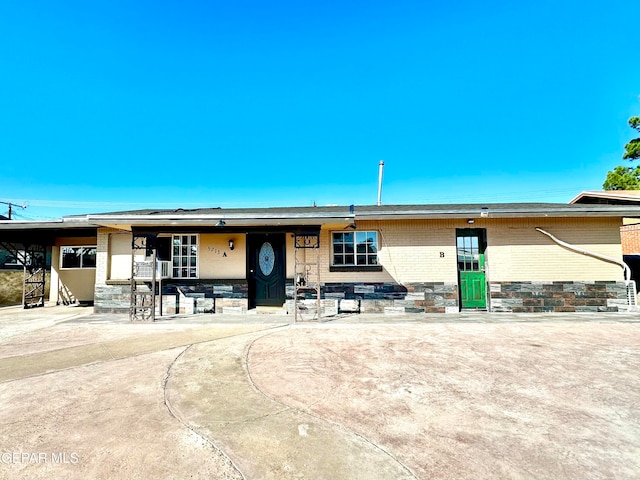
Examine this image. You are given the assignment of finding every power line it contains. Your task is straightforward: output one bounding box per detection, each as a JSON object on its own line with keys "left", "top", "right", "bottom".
{"left": 0, "top": 201, "right": 27, "bottom": 219}
{"left": 1, "top": 185, "right": 586, "bottom": 218}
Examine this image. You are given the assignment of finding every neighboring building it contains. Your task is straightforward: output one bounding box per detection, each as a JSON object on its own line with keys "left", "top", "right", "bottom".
{"left": 570, "top": 190, "right": 640, "bottom": 254}
{"left": 570, "top": 190, "right": 640, "bottom": 286}
{"left": 570, "top": 190, "right": 640, "bottom": 206}
{"left": 1, "top": 202, "right": 638, "bottom": 316}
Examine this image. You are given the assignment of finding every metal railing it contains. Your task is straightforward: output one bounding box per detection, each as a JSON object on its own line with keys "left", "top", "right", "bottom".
{"left": 627, "top": 281, "right": 638, "bottom": 308}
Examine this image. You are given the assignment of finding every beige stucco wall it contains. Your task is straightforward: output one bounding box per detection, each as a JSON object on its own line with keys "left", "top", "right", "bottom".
{"left": 199, "top": 233, "right": 245, "bottom": 278}
{"left": 285, "top": 234, "right": 295, "bottom": 279}
{"left": 108, "top": 231, "right": 133, "bottom": 281}
{"left": 50, "top": 236, "right": 97, "bottom": 303}
{"left": 102, "top": 229, "right": 161, "bottom": 281}
{"left": 103, "top": 232, "right": 295, "bottom": 281}
{"left": 198, "top": 233, "right": 296, "bottom": 279}
{"left": 199, "top": 233, "right": 295, "bottom": 279}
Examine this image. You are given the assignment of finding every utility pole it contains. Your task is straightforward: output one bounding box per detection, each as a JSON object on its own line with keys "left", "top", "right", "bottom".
{"left": 0, "top": 201, "right": 26, "bottom": 219}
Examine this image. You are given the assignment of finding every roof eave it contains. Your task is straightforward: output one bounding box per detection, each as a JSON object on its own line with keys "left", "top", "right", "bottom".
{"left": 570, "top": 190, "right": 640, "bottom": 204}
{"left": 0, "top": 219, "right": 99, "bottom": 230}
{"left": 86, "top": 213, "right": 356, "bottom": 228}
{"left": 355, "top": 208, "right": 638, "bottom": 220}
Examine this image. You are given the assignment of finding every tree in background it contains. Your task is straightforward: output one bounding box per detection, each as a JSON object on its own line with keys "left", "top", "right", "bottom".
{"left": 622, "top": 117, "right": 640, "bottom": 161}
{"left": 603, "top": 165, "right": 640, "bottom": 190}
{"left": 603, "top": 116, "right": 640, "bottom": 190}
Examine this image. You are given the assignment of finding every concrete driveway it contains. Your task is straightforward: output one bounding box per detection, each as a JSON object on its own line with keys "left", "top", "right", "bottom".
{"left": 0, "top": 305, "right": 638, "bottom": 479}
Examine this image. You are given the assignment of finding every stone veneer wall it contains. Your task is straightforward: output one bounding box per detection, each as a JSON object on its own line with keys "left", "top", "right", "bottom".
{"left": 489, "top": 281, "right": 630, "bottom": 312}
{"left": 94, "top": 280, "right": 249, "bottom": 314}
{"left": 94, "top": 282, "right": 132, "bottom": 313}
{"left": 94, "top": 279, "right": 631, "bottom": 315}
{"left": 319, "top": 282, "right": 459, "bottom": 314}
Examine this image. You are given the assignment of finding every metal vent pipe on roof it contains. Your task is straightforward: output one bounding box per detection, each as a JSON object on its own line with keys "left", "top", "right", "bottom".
{"left": 377, "top": 160, "right": 384, "bottom": 206}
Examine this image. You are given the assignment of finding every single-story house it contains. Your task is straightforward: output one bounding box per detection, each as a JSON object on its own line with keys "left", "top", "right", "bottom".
{"left": 1, "top": 201, "right": 639, "bottom": 318}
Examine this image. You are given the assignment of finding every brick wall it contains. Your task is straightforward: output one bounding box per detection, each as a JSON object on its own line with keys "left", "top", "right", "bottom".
{"left": 95, "top": 228, "right": 112, "bottom": 286}
{"left": 320, "top": 220, "right": 459, "bottom": 284}
{"left": 487, "top": 218, "right": 623, "bottom": 282}
{"left": 621, "top": 224, "right": 640, "bottom": 254}
{"left": 319, "top": 217, "right": 624, "bottom": 286}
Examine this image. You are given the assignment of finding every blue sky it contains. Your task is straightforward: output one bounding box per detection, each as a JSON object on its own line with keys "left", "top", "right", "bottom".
{"left": 1, "top": 0, "right": 639, "bottom": 220}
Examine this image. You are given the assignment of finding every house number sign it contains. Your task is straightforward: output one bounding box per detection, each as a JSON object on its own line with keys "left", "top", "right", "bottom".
{"left": 207, "top": 246, "right": 228, "bottom": 257}
{"left": 259, "top": 242, "right": 275, "bottom": 276}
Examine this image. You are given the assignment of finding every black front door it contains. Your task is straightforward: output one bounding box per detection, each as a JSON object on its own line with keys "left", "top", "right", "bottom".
{"left": 248, "top": 233, "right": 286, "bottom": 308}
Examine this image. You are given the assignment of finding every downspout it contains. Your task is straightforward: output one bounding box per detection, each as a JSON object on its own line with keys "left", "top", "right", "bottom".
{"left": 535, "top": 227, "right": 631, "bottom": 284}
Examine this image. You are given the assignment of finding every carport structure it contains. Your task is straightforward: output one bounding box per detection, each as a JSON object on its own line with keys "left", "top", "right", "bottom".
{"left": 0, "top": 219, "right": 97, "bottom": 308}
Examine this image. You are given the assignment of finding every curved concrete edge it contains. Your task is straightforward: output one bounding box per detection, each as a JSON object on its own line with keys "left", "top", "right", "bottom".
{"left": 162, "top": 344, "right": 247, "bottom": 480}
{"left": 0, "top": 324, "right": 282, "bottom": 383}
{"left": 165, "top": 328, "right": 416, "bottom": 480}
{"left": 245, "top": 330, "right": 420, "bottom": 479}
{"left": 0, "top": 347, "right": 248, "bottom": 480}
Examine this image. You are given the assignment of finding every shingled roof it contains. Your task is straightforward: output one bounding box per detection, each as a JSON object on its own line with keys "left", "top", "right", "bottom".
{"left": 74, "top": 202, "right": 640, "bottom": 227}
{"left": 3, "top": 201, "right": 639, "bottom": 232}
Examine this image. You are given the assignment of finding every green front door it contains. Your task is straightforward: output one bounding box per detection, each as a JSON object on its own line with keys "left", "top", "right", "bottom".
{"left": 457, "top": 229, "right": 487, "bottom": 309}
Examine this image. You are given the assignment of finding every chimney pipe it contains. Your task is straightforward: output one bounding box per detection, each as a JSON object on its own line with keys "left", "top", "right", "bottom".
{"left": 377, "top": 160, "right": 384, "bottom": 206}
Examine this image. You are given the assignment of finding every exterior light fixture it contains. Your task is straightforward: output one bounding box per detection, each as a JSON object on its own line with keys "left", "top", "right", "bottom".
{"left": 228, "top": 239, "right": 234, "bottom": 250}
{"left": 216, "top": 220, "right": 226, "bottom": 227}
{"left": 467, "top": 219, "right": 475, "bottom": 224}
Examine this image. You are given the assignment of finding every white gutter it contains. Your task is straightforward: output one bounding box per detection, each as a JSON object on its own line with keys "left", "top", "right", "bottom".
{"left": 0, "top": 219, "right": 99, "bottom": 230}
{"left": 535, "top": 227, "right": 631, "bottom": 284}
{"left": 354, "top": 205, "right": 640, "bottom": 220}
{"left": 85, "top": 217, "right": 354, "bottom": 229}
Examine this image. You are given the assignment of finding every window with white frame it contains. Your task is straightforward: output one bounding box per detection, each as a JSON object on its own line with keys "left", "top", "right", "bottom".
{"left": 332, "top": 231, "right": 378, "bottom": 266}
{"left": 60, "top": 246, "right": 97, "bottom": 269}
{"left": 172, "top": 235, "right": 198, "bottom": 278}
